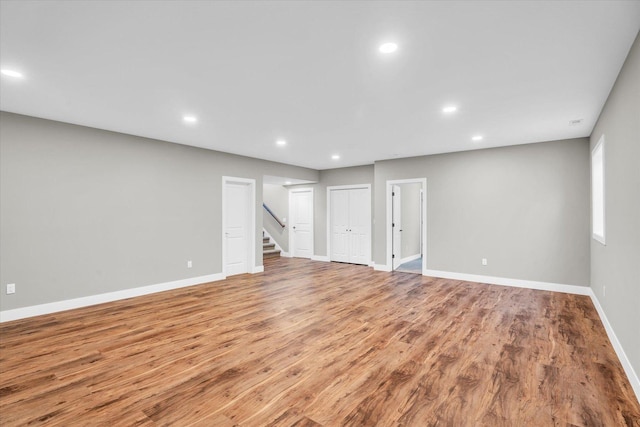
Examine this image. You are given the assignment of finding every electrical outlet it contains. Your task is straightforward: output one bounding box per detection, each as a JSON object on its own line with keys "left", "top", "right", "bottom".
{"left": 187, "top": 260, "right": 193, "bottom": 268}
{"left": 482, "top": 258, "right": 487, "bottom": 266}
{"left": 6, "top": 283, "right": 15, "bottom": 294}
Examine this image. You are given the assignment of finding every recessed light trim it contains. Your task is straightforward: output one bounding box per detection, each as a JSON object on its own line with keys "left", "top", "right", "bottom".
{"left": 442, "top": 106, "right": 457, "bottom": 113}
{"left": 379, "top": 43, "right": 398, "bottom": 54}
{"left": 331, "top": 154, "right": 340, "bottom": 160}
{"left": 183, "top": 115, "right": 197, "bottom": 123}
{"left": 276, "top": 139, "right": 287, "bottom": 146}
{"left": 1, "top": 69, "right": 24, "bottom": 78}
{"left": 472, "top": 135, "right": 483, "bottom": 141}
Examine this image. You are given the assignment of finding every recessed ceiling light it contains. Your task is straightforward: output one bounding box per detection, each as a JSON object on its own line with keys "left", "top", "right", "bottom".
{"left": 1, "top": 69, "right": 24, "bottom": 78}
{"left": 379, "top": 43, "right": 398, "bottom": 54}
{"left": 472, "top": 135, "right": 483, "bottom": 141}
{"left": 568, "top": 119, "right": 583, "bottom": 126}
{"left": 442, "top": 106, "right": 457, "bottom": 113}
{"left": 276, "top": 139, "right": 287, "bottom": 146}
{"left": 183, "top": 115, "right": 197, "bottom": 123}
{"left": 285, "top": 181, "right": 292, "bottom": 185}
{"left": 332, "top": 154, "right": 340, "bottom": 160}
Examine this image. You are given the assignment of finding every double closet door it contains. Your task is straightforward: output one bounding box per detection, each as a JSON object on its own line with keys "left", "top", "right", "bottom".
{"left": 330, "top": 187, "right": 371, "bottom": 265}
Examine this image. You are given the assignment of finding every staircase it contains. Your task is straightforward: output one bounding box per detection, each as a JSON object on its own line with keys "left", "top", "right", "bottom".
{"left": 263, "top": 232, "right": 281, "bottom": 259}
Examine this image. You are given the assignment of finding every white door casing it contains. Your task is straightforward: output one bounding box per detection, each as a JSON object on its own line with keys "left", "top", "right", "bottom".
{"left": 289, "top": 188, "right": 314, "bottom": 259}
{"left": 222, "top": 177, "right": 256, "bottom": 276}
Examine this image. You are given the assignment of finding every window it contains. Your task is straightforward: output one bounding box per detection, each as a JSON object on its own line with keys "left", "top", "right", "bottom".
{"left": 592, "top": 135, "right": 605, "bottom": 244}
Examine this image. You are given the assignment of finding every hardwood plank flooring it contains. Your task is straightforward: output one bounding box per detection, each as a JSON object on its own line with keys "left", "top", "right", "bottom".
{"left": 1, "top": 257, "right": 638, "bottom": 426}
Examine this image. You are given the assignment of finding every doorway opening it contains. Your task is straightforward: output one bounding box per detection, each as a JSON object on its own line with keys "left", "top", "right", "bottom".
{"left": 386, "top": 178, "right": 426, "bottom": 275}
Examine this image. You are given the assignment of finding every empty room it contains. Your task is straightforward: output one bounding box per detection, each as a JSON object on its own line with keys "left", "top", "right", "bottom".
{"left": 1, "top": 1, "right": 639, "bottom": 425}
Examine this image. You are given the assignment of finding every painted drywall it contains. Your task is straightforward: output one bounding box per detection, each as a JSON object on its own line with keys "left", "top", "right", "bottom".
{"left": 288, "top": 165, "right": 374, "bottom": 258}
{"left": 263, "top": 183, "right": 289, "bottom": 252}
{"left": 374, "top": 138, "right": 590, "bottom": 286}
{"left": 0, "top": 112, "right": 318, "bottom": 311}
{"left": 590, "top": 32, "right": 640, "bottom": 381}
{"left": 399, "top": 182, "right": 422, "bottom": 260}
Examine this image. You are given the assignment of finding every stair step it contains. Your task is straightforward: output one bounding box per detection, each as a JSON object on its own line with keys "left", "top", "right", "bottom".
{"left": 263, "top": 249, "right": 281, "bottom": 259}
{"left": 263, "top": 237, "right": 270, "bottom": 243}
{"left": 263, "top": 243, "right": 275, "bottom": 250}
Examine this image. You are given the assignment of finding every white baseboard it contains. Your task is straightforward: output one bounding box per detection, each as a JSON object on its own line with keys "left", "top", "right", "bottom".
{"left": 588, "top": 289, "right": 640, "bottom": 401}
{"left": 0, "top": 272, "right": 225, "bottom": 323}
{"left": 368, "top": 261, "right": 375, "bottom": 268}
{"left": 399, "top": 254, "right": 421, "bottom": 265}
{"left": 281, "top": 251, "right": 291, "bottom": 258}
{"left": 311, "top": 255, "right": 330, "bottom": 262}
{"left": 374, "top": 264, "right": 392, "bottom": 272}
{"left": 423, "top": 269, "right": 591, "bottom": 295}
{"left": 251, "top": 265, "right": 264, "bottom": 274}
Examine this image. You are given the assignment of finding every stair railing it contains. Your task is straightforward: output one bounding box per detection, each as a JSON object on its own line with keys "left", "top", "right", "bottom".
{"left": 263, "top": 203, "right": 285, "bottom": 228}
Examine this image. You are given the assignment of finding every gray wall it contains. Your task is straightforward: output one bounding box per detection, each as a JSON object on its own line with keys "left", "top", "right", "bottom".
{"left": 399, "top": 182, "right": 422, "bottom": 260}
{"left": 374, "top": 138, "right": 591, "bottom": 286}
{"left": 0, "top": 112, "right": 318, "bottom": 311}
{"left": 590, "top": 33, "right": 640, "bottom": 379}
{"left": 289, "top": 165, "right": 374, "bottom": 257}
{"left": 263, "top": 183, "right": 289, "bottom": 252}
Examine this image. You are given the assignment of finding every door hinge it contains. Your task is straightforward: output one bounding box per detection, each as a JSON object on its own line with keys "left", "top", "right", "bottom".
{"left": 392, "top": 222, "right": 395, "bottom": 227}
{"left": 392, "top": 254, "right": 395, "bottom": 259}
{"left": 392, "top": 192, "right": 395, "bottom": 196}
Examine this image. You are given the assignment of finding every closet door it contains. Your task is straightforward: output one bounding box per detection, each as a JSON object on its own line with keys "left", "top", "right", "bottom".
{"left": 348, "top": 188, "right": 370, "bottom": 265}
{"left": 330, "top": 189, "right": 350, "bottom": 263}
{"left": 329, "top": 187, "right": 371, "bottom": 265}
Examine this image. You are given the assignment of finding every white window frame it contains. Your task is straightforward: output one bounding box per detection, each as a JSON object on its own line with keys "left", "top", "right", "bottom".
{"left": 591, "top": 135, "right": 605, "bottom": 245}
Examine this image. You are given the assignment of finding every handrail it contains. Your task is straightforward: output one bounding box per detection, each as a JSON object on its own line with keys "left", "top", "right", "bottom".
{"left": 263, "top": 203, "right": 285, "bottom": 228}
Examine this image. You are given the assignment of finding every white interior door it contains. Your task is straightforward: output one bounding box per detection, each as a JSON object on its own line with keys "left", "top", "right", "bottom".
{"left": 348, "top": 188, "right": 370, "bottom": 265}
{"left": 392, "top": 185, "right": 402, "bottom": 270}
{"left": 224, "top": 181, "right": 250, "bottom": 276}
{"left": 330, "top": 190, "right": 350, "bottom": 263}
{"left": 291, "top": 189, "right": 313, "bottom": 258}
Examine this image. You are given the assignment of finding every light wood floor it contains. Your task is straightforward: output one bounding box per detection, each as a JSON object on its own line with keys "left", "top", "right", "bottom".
{"left": 1, "top": 257, "right": 639, "bottom": 426}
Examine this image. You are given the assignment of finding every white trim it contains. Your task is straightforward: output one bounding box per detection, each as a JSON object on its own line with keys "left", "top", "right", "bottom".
{"left": 368, "top": 261, "right": 375, "bottom": 268}
{"left": 251, "top": 265, "right": 264, "bottom": 274}
{"left": 591, "top": 135, "right": 606, "bottom": 245}
{"left": 374, "top": 264, "right": 392, "bottom": 272}
{"left": 327, "top": 184, "right": 372, "bottom": 265}
{"left": 588, "top": 289, "right": 640, "bottom": 401}
{"left": 281, "top": 251, "right": 291, "bottom": 258}
{"left": 423, "top": 269, "right": 591, "bottom": 295}
{"left": 386, "top": 178, "right": 427, "bottom": 274}
{"left": 399, "top": 253, "right": 421, "bottom": 265}
{"left": 222, "top": 176, "right": 257, "bottom": 276}
{"left": 0, "top": 273, "right": 225, "bottom": 323}
{"left": 311, "top": 255, "right": 330, "bottom": 262}
{"left": 288, "top": 187, "right": 315, "bottom": 259}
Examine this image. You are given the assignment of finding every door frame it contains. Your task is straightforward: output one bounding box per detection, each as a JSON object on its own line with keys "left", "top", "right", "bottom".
{"left": 288, "top": 187, "right": 314, "bottom": 259}
{"left": 327, "top": 184, "right": 372, "bottom": 265}
{"left": 222, "top": 176, "right": 258, "bottom": 276}
{"left": 386, "top": 178, "right": 427, "bottom": 274}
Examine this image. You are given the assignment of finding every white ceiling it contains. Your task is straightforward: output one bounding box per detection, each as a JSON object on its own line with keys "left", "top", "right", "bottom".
{"left": 1, "top": 1, "right": 639, "bottom": 170}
